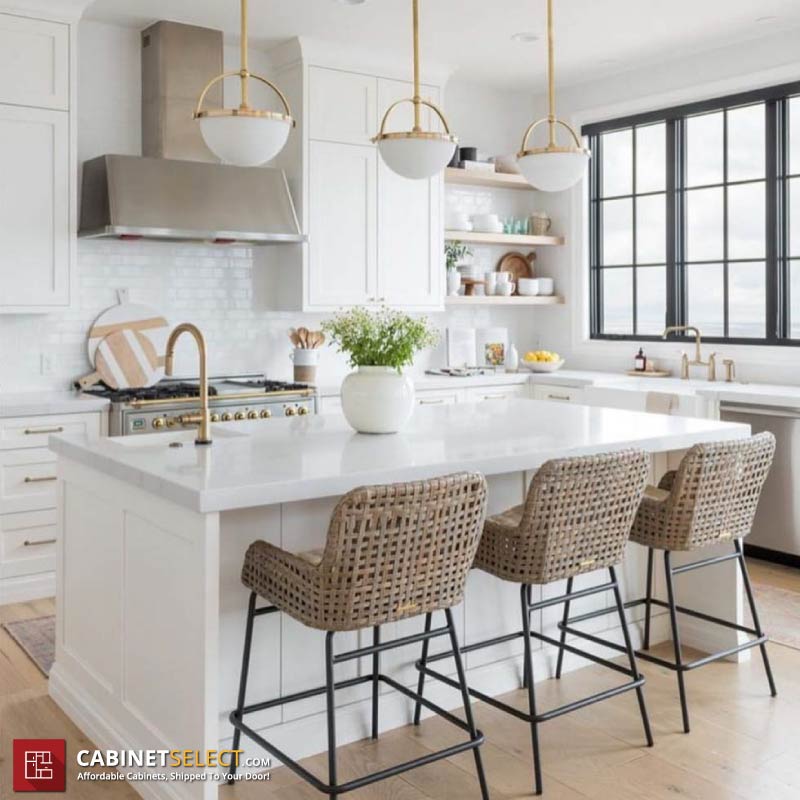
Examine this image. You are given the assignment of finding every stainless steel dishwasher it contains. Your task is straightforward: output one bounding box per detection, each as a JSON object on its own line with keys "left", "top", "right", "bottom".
{"left": 720, "top": 402, "right": 800, "bottom": 559}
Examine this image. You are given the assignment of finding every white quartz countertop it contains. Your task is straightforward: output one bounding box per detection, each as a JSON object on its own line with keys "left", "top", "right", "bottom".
{"left": 0, "top": 391, "right": 110, "bottom": 418}
{"left": 50, "top": 399, "right": 749, "bottom": 513}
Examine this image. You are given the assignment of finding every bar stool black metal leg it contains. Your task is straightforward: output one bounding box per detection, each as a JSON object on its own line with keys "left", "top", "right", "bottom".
{"left": 523, "top": 585, "right": 532, "bottom": 689}
{"left": 371, "top": 625, "right": 381, "bottom": 739}
{"left": 609, "top": 567, "right": 654, "bottom": 747}
{"left": 735, "top": 540, "right": 777, "bottom": 697}
{"left": 555, "top": 577, "right": 574, "bottom": 679}
{"left": 413, "top": 613, "right": 433, "bottom": 725}
{"left": 664, "top": 551, "right": 690, "bottom": 733}
{"left": 325, "top": 631, "right": 338, "bottom": 799}
{"left": 444, "top": 607, "right": 490, "bottom": 800}
{"left": 643, "top": 547, "right": 654, "bottom": 650}
{"left": 520, "top": 584, "right": 543, "bottom": 795}
{"left": 228, "top": 591, "right": 257, "bottom": 784}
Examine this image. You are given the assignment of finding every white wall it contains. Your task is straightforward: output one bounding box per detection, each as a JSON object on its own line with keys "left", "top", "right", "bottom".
{"left": 0, "top": 21, "right": 541, "bottom": 392}
{"left": 529, "top": 28, "right": 800, "bottom": 384}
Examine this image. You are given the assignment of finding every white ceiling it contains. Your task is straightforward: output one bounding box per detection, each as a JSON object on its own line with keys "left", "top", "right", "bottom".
{"left": 83, "top": 0, "right": 800, "bottom": 88}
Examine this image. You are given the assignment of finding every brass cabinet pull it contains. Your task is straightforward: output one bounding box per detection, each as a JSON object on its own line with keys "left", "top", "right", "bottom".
{"left": 24, "top": 426, "right": 64, "bottom": 435}
{"left": 419, "top": 398, "right": 445, "bottom": 405}
{"left": 23, "top": 538, "right": 57, "bottom": 547}
{"left": 483, "top": 394, "right": 508, "bottom": 400}
{"left": 546, "top": 393, "right": 571, "bottom": 401}
{"left": 24, "top": 475, "right": 57, "bottom": 483}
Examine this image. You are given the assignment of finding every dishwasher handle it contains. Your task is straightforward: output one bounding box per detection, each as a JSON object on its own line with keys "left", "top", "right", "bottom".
{"left": 720, "top": 402, "right": 800, "bottom": 420}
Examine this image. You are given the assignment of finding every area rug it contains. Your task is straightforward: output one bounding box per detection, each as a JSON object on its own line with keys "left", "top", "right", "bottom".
{"left": 750, "top": 582, "right": 800, "bottom": 651}
{"left": 2, "top": 614, "right": 55, "bottom": 676}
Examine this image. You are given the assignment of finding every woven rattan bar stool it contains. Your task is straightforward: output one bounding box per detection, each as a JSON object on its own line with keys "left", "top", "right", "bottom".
{"left": 414, "top": 450, "right": 652, "bottom": 796}
{"left": 559, "top": 433, "right": 777, "bottom": 735}
{"left": 228, "top": 472, "right": 491, "bottom": 799}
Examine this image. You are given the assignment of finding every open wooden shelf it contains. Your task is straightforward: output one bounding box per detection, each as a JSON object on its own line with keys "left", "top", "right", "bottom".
{"left": 445, "top": 295, "right": 564, "bottom": 306}
{"left": 445, "top": 167, "right": 532, "bottom": 191}
{"left": 445, "top": 230, "right": 565, "bottom": 247}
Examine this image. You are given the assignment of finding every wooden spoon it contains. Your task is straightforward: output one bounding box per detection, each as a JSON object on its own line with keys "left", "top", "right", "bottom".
{"left": 297, "top": 327, "right": 310, "bottom": 348}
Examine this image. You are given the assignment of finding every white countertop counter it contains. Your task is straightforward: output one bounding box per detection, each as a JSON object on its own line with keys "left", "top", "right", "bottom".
{"left": 50, "top": 399, "right": 748, "bottom": 513}
{"left": 0, "top": 391, "right": 109, "bottom": 418}
{"left": 317, "top": 372, "right": 531, "bottom": 396}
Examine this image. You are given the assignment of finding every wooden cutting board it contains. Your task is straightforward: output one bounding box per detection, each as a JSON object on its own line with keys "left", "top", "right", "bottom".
{"left": 78, "top": 330, "right": 165, "bottom": 390}
{"left": 496, "top": 251, "right": 536, "bottom": 291}
{"left": 86, "top": 292, "right": 169, "bottom": 382}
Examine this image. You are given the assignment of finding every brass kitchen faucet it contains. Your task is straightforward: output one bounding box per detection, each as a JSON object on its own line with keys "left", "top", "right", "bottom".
{"left": 662, "top": 326, "right": 716, "bottom": 381}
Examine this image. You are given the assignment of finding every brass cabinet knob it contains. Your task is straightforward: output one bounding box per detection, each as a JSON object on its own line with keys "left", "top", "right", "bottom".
{"left": 152, "top": 418, "right": 166, "bottom": 429}
{"left": 285, "top": 407, "right": 297, "bottom": 417}
{"left": 259, "top": 409, "right": 272, "bottom": 419}
{"left": 247, "top": 410, "right": 258, "bottom": 420}
{"left": 210, "top": 413, "right": 221, "bottom": 422}
{"left": 298, "top": 406, "right": 309, "bottom": 416}
{"left": 234, "top": 411, "right": 246, "bottom": 421}
{"left": 221, "top": 412, "right": 233, "bottom": 422}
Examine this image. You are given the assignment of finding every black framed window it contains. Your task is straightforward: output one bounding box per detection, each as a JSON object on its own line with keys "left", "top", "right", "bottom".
{"left": 585, "top": 80, "right": 800, "bottom": 346}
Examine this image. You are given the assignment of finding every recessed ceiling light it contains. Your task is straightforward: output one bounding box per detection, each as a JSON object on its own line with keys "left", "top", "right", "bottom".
{"left": 511, "top": 32, "right": 540, "bottom": 43}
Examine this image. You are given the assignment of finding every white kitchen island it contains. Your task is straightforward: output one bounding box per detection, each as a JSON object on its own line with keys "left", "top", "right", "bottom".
{"left": 49, "top": 400, "right": 749, "bottom": 800}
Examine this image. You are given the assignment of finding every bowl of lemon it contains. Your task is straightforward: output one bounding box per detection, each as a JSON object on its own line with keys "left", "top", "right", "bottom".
{"left": 521, "top": 350, "right": 564, "bottom": 373}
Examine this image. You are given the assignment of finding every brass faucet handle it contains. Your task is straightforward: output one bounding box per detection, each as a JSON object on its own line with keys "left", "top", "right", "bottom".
{"left": 707, "top": 352, "right": 717, "bottom": 382}
{"left": 723, "top": 358, "right": 736, "bottom": 383}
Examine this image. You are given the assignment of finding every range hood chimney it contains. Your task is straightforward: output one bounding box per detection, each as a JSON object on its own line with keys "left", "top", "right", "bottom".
{"left": 79, "top": 21, "right": 305, "bottom": 245}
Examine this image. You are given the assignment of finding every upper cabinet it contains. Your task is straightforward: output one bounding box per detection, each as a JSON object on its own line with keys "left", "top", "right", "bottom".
{"left": 0, "top": 14, "right": 69, "bottom": 110}
{"left": 0, "top": 13, "right": 71, "bottom": 314}
{"left": 265, "top": 60, "right": 444, "bottom": 312}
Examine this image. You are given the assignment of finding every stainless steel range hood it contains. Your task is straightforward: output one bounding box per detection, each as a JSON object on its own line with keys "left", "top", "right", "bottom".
{"left": 79, "top": 155, "right": 305, "bottom": 245}
{"left": 78, "top": 21, "right": 305, "bottom": 246}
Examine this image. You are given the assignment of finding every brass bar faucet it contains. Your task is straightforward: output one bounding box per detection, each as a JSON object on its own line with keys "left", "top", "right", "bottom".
{"left": 662, "top": 325, "right": 716, "bottom": 381}
{"left": 164, "top": 323, "right": 212, "bottom": 445}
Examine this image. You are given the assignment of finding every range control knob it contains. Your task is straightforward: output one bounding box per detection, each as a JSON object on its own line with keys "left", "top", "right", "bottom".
{"left": 234, "top": 411, "right": 246, "bottom": 421}
{"left": 259, "top": 409, "right": 272, "bottom": 419}
{"left": 221, "top": 412, "right": 233, "bottom": 422}
{"left": 298, "top": 406, "right": 309, "bottom": 416}
{"left": 247, "top": 410, "right": 259, "bottom": 420}
{"left": 211, "top": 413, "right": 221, "bottom": 423}
{"left": 285, "top": 406, "right": 297, "bottom": 417}
{"left": 152, "top": 418, "right": 166, "bottom": 429}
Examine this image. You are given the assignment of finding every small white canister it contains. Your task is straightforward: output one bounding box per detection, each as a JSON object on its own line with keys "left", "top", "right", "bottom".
{"left": 291, "top": 348, "right": 320, "bottom": 383}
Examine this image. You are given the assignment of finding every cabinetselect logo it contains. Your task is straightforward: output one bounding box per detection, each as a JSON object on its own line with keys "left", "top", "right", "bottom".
{"left": 13, "top": 739, "right": 66, "bottom": 792}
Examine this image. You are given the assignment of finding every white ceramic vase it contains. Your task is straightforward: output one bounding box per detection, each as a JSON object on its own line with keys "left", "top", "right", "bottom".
{"left": 341, "top": 366, "right": 415, "bottom": 434}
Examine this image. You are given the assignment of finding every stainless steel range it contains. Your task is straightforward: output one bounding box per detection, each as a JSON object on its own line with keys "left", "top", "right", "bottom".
{"left": 83, "top": 374, "right": 316, "bottom": 436}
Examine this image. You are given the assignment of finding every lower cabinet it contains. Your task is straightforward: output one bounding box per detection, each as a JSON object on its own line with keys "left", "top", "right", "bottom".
{"left": 0, "top": 410, "right": 104, "bottom": 605}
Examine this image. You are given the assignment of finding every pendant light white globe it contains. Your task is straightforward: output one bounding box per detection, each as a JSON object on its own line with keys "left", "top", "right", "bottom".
{"left": 373, "top": 0, "right": 458, "bottom": 180}
{"left": 194, "top": 0, "right": 294, "bottom": 167}
{"left": 517, "top": 0, "right": 590, "bottom": 192}
{"left": 376, "top": 133, "right": 457, "bottom": 180}
{"left": 197, "top": 113, "right": 292, "bottom": 168}
{"left": 517, "top": 147, "right": 590, "bottom": 192}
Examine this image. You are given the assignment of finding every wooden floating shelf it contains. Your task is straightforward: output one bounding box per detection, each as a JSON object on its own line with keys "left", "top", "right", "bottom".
{"left": 445, "top": 230, "right": 565, "bottom": 247}
{"left": 445, "top": 295, "right": 565, "bottom": 306}
{"left": 445, "top": 167, "right": 533, "bottom": 191}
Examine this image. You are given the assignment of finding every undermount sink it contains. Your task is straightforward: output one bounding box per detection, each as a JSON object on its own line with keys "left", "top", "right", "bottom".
{"left": 107, "top": 427, "right": 248, "bottom": 448}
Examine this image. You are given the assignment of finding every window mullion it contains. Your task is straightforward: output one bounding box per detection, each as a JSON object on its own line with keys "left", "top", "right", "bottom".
{"left": 666, "top": 118, "right": 680, "bottom": 328}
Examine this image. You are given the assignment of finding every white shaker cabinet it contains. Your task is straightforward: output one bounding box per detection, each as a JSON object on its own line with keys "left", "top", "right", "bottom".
{"left": 308, "top": 67, "right": 376, "bottom": 145}
{"left": 0, "top": 105, "right": 70, "bottom": 309}
{"left": 0, "top": 13, "right": 71, "bottom": 313}
{"left": 308, "top": 140, "right": 377, "bottom": 306}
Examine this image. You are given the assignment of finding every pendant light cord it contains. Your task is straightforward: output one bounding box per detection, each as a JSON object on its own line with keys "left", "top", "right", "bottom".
{"left": 240, "top": 0, "right": 250, "bottom": 110}
{"left": 546, "top": 0, "right": 556, "bottom": 147}
{"left": 412, "top": 0, "right": 422, "bottom": 132}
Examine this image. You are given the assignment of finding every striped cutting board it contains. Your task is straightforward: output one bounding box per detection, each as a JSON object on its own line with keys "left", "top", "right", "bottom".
{"left": 78, "top": 329, "right": 165, "bottom": 390}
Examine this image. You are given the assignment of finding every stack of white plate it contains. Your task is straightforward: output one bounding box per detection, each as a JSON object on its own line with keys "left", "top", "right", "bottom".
{"left": 471, "top": 213, "right": 503, "bottom": 234}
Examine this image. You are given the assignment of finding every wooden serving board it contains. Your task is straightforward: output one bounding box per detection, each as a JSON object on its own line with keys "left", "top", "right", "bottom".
{"left": 86, "top": 293, "right": 169, "bottom": 383}
{"left": 78, "top": 330, "right": 165, "bottom": 390}
{"left": 497, "top": 251, "right": 536, "bottom": 288}
{"left": 625, "top": 369, "right": 672, "bottom": 378}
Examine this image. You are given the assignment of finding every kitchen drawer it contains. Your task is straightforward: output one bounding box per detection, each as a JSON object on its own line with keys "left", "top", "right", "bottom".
{"left": 0, "top": 448, "right": 58, "bottom": 513}
{"left": 0, "top": 508, "right": 57, "bottom": 578}
{"left": 416, "top": 390, "right": 459, "bottom": 407}
{"left": 464, "top": 384, "right": 529, "bottom": 403}
{"left": 532, "top": 385, "right": 583, "bottom": 404}
{"left": 0, "top": 412, "right": 101, "bottom": 450}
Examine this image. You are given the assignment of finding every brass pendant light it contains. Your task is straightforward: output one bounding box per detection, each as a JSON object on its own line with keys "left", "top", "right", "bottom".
{"left": 517, "top": 0, "right": 591, "bottom": 191}
{"left": 194, "top": 0, "right": 295, "bottom": 167}
{"left": 373, "top": 0, "right": 458, "bottom": 180}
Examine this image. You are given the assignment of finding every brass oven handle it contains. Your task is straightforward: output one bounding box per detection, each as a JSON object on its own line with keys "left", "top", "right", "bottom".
{"left": 24, "top": 475, "right": 57, "bottom": 483}
{"left": 24, "top": 538, "right": 57, "bottom": 547}
{"left": 24, "top": 426, "right": 64, "bottom": 435}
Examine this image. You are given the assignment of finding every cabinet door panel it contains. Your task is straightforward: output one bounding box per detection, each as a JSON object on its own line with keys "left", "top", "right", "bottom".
{"left": 307, "top": 141, "right": 376, "bottom": 307}
{"left": 309, "top": 67, "right": 376, "bottom": 145}
{"left": 0, "top": 14, "right": 69, "bottom": 110}
{"left": 0, "top": 105, "right": 69, "bottom": 309}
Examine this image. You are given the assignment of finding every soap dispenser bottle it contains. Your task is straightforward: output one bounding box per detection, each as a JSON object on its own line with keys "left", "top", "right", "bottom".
{"left": 634, "top": 348, "right": 647, "bottom": 372}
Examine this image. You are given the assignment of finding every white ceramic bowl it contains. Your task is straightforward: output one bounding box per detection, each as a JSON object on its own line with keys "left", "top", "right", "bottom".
{"left": 471, "top": 213, "right": 500, "bottom": 228}
{"left": 537, "top": 278, "right": 555, "bottom": 296}
{"left": 521, "top": 358, "right": 565, "bottom": 373}
{"left": 518, "top": 278, "right": 540, "bottom": 296}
